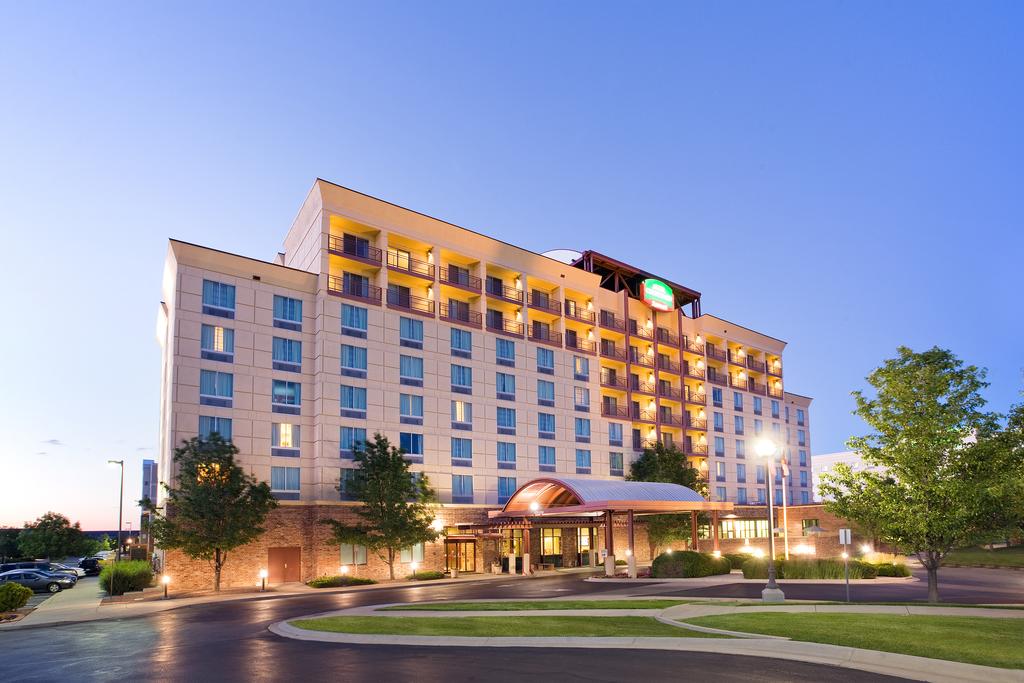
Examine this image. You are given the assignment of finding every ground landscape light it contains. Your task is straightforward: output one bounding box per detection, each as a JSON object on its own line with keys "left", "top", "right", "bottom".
{"left": 339, "top": 565, "right": 350, "bottom": 575}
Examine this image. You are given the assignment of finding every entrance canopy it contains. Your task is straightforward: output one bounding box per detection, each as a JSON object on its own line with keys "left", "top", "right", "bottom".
{"left": 489, "top": 477, "right": 732, "bottom": 518}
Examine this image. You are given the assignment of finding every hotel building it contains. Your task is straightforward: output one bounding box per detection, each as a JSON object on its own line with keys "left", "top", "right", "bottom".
{"left": 156, "top": 179, "right": 814, "bottom": 587}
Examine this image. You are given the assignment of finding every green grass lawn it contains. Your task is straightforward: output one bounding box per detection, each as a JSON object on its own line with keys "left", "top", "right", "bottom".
{"left": 291, "top": 615, "right": 726, "bottom": 638}
{"left": 380, "top": 599, "right": 689, "bottom": 611}
{"left": 685, "top": 613, "right": 1024, "bottom": 669}
{"left": 945, "top": 546, "right": 1024, "bottom": 568}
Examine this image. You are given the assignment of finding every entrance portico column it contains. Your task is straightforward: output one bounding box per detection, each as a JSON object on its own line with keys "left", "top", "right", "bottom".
{"left": 712, "top": 510, "right": 720, "bottom": 552}
{"left": 523, "top": 526, "right": 532, "bottom": 576}
{"left": 507, "top": 530, "right": 517, "bottom": 575}
{"left": 691, "top": 512, "right": 699, "bottom": 552}
{"left": 626, "top": 510, "right": 637, "bottom": 579}
{"left": 604, "top": 510, "right": 616, "bottom": 577}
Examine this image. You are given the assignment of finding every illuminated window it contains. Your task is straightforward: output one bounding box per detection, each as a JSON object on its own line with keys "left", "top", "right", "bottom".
{"left": 272, "top": 423, "right": 299, "bottom": 455}
{"left": 200, "top": 325, "right": 234, "bottom": 361}
{"left": 451, "top": 400, "right": 472, "bottom": 426}
{"left": 541, "top": 528, "right": 561, "bottom": 556}
{"left": 573, "top": 356, "right": 589, "bottom": 380}
{"left": 574, "top": 387, "right": 590, "bottom": 410}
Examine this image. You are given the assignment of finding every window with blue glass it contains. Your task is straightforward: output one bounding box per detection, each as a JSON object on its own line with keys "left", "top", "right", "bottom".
{"left": 716, "top": 486, "right": 727, "bottom": 501}
{"left": 573, "top": 356, "right": 589, "bottom": 380}
{"left": 451, "top": 364, "right": 472, "bottom": 393}
{"left": 273, "top": 295, "right": 302, "bottom": 331}
{"left": 713, "top": 412, "right": 724, "bottom": 432}
{"left": 341, "top": 304, "right": 368, "bottom": 336}
{"left": 736, "top": 463, "right": 746, "bottom": 483}
{"left": 775, "top": 488, "right": 783, "bottom": 505}
{"left": 272, "top": 380, "right": 301, "bottom": 414}
{"left": 772, "top": 423, "right": 781, "bottom": 437}
{"left": 497, "top": 442, "right": 516, "bottom": 469}
{"left": 399, "top": 355, "right": 423, "bottom": 386}
{"left": 498, "top": 477, "right": 517, "bottom": 504}
{"left": 536, "top": 347, "right": 554, "bottom": 374}
{"left": 497, "top": 407, "right": 516, "bottom": 434}
{"left": 450, "top": 328, "right": 472, "bottom": 357}
{"left": 340, "top": 344, "right": 367, "bottom": 378}
{"left": 574, "top": 417, "right": 591, "bottom": 442}
{"left": 339, "top": 469, "right": 359, "bottom": 501}
{"left": 199, "top": 416, "right": 232, "bottom": 441}
{"left": 757, "top": 487, "right": 766, "bottom": 504}
{"left": 714, "top": 436, "right": 725, "bottom": 457}
{"left": 799, "top": 449, "right": 807, "bottom": 467}
{"left": 340, "top": 426, "right": 366, "bottom": 458}
{"left": 609, "top": 452, "right": 624, "bottom": 477}
{"left": 451, "top": 437, "right": 472, "bottom": 466}
{"left": 538, "top": 412, "right": 555, "bottom": 438}
{"left": 202, "top": 280, "right": 236, "bottom": 318}
{"left": 798, "top": 429, "right": 806, "bottom": 446}
{"left": 575, "top": 449, "right": 591, "bottom": 474}
{"left": 712, "top": 387, "right": 723, "bottom": 407}
{"left": 753, "top": 396, "right": 762, "bottom": 415}
{"left": 400, "top": 394, "right": 423, "bottom": 424}
{"left": 496, "top": 372, "right": 515, "bottom": 400}
{"left": 797, "top": 409, "right": 805, "bottom": 426}
{"left": 452, "top": 474, "right": 473, "bottom": 503}
{"left": 537, "top": 379, "right": 555, "bottom": 406}
{"left": 608, "top": 423, "right": 623, "bottom": 446}
{"left": 574, "top": 387, "right": 590, "bottom": 410}
{"left": 801, "top": 491, "right": 810, "bottom": 504}
{"left": 733, "top": 392, "right": 743, "bottom": 410}
{"left": 734, "top": 415, "right": 744, "bottom": 435}
{"left": 272, "top": 337, "right": 302, "bottom": 371}
{"left": 399, "top": 317, "right": 423, "bottom": 348}
{"left": 270, "top": 466, "right": 300, "bottom": 499}
{"left": 771, "top": 400, "right": 780, "bottom": 418}
{"left": 737, "top": 488, "right": 748, "bottom": 504}
{"left": 496, "top": 338, "right": 515, "bottom": 366}
{"left": 538, "top": 445, "right": 556, "bottom": 471}
{"left": 399, "top": 432, "right": 423, "bottom": 459}
{"left": 753, "top": 418, "right": 763, "bottom": 435}
{"left": 756, "top": 465, "right": 766, "bottom": 484}
{"left": 199, "top": 370, "right": 233, "bottom": 407}
{"left": 200, "top": 325, "right": 234, "bottom": 362}
{"left": 736, "top": 439, "right": 746, "bottom": 458}
{"left": 800, "top": 470, "right": 808, "bottom": 487}
{"left": 340, "top": 384, "right": 366, "bottom": 417}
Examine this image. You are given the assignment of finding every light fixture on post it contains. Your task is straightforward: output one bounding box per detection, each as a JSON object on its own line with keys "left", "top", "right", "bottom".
{"left": 107, "top": 460, "right": 125, "bottom": 562}
{"left": 259, "top": 568, "right": 268, "bottom": 592}
{"left": 754, "top": 438, "right": 785, "bottom": 603}
{"left": 162, "top": 574, "right": 170, "bottom": 600}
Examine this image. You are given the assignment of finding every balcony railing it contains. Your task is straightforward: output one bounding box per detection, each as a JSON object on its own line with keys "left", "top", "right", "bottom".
{"left": 706, "top": 346, "right": 728, "bottom": 362}
{"left": 728, "top": 350, "right": 747, "bottom": 366}
{"left": 657, "top": 384, "right": 682, "bottom": 401}
{"left": 746, "top": 357, "right": 767, "bottom": 373}
{"left": 328, "top": 236, "right": 383, "bottom": 266}
{"left": 632, "top": 437, "right": 658, "bottom": 451}
{"left": 386, "top": 290, "right": 434, "bottom": 316}
{"left": 564, "top": 301, "right": 596, "bottom": 324}
{"left": 685, "top": 416, "right": 708, "bottom": 430}
{"left": 768, "top": 361, "right": 783, "bottom": 377}
{"left": 729, "top": 376, "right": 747, "bottom": 390}
{"left": 529, "top": 327, "right": 562, "bottom": 346}
{"left": 749, "top": 381, "right": 767, "bottom": 396}
{"left": 600, "top": 372, "right": 627, "bottom": 390}
{"left": 327, "top": 276, "right": 381, "bottom": 305}
{"left": 707, "top": 370, "right": 728, "bottom": 387}
{"left": 631, "top": 408, "right": 657, "bottom": 423}
{"left": 386, "top": 251, "right": 434, "bottom": 279}
{"left": 630, "top": 324, "right": 654, "bottom": 340}
{"left": 685, "top": 443, "right": 709, "bottom": 456}
{"left": 566, "top": 337, "right": 597, "bottom": 354}
{"left": 656, "top": 328, "right": 680, "bottom": 347}
{"left": 439, "top": 267, "right": 482, "bottom": 292}
{"left": 657, "top": 357, "right": 681, "bottom": 373}
{"left": 683, "top": 364, "right": 706, "bottom": 380}
{"left": 601, "top": 404, "right": 628, "bottom": 418}
{"left": 630, "top": 353, "right": 655, "bottom": 368}
{"left": 684, "top": 389, "right": 707, "bottom": 405}
{"left": 527, "top": 292, "right": 561, "bottom": 315}
{"left": 600, "top": 344, "right": 627, "bottom": 361}
{"left": 440, "top": 302, "right": 482, "bottom": 327}
{"left": 683, "top": 337, "right": 705, "bottom": 354}
{"left": 659, "top": 412, "right": 683, "bottom": 427}
{"left": 485, "top": 282, "right": 523, "bottom": 304}
{"left": 599, "top": 311, "right": 625, "bottom": 331}
{"left": 768, "top": 385, "right": 784, "bottom": 398}
{"left": 487, "top": 318, "right": 524, "bottom": 337}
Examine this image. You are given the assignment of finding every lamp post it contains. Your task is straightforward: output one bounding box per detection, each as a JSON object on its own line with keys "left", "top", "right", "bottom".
{"left": 108, "top": 460, "right": 124, "bottom": 562}
{"left": 754, "top": 439, "right": 785, "bottom": 603}
{"left": 259, "top": 569, "right": 268, "bottom": 592}
{"left": 162, "top": 574, "right": 170, "bottom": 600}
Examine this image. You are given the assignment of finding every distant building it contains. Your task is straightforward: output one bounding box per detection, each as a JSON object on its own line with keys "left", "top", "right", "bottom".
{"left": 811, "top": 450, "right": 885, "bottom": 501}
{"left": 141, "top": 459, "right": 157, "bottom": 549}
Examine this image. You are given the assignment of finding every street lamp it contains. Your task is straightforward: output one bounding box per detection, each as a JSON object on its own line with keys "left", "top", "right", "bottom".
{"left": 162, "top": 574, "right": 170, "bottom": 600}
{"left": 259, "top": 568, "right": 268, "bottom": 592}
{"left": 108, "top": 460, "right": 124, "bottom": 562}
{"left": 754, "top": 439, "right": 785, "bottom": 603}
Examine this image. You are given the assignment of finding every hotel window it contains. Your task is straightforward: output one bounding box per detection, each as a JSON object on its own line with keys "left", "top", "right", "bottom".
{"left": 733, "top": 392, "right": 743, "bottom": 411}
{"left": 716, "top": 486, "right": 727, "bottom": 501}
{"left": 498, "top": 477, "right": 517, "bottom": 505}
{"left": 712, "top": 387, "right": 723, "bottom": 408}
{"left": 574, "top": 417, "right": 591, "bottom": 443}
{"left": 737, "top": 488, "right": 748, "bottom": 504}
{"left": 714, "top": 436, "right": 725, "bottom": 457}
{"left": 771, "top": 400, "right": 780, "bottom": 419}
{"left": 756, "top": 465, "right": 766, "bottom": 484}
{"left": 452, "top": 474, "right": 474, "bottom": 503}
{"left": 271, "top": 423, "right": 300, "bottom": 456}
{"left": 399, "top": 355, "right": 424, "bottom": 386}
{"left": 798, "top": 430, "right": 806, "bottom": 446}
{"left": 797, "top": 409, "right": 806, "bottom": 426}
{"left": 575, "top": 449, "right": 591, "bottom": 474}
{"left": 540, "top": 528, "right": 561, "bottom": 556}
{"left": 496, "top": 372, "right": 516, "bottom": 400}
{"left": 538, "top": 412, "right": 555, "bottom": 439}
{"left": 538, "top": 445, "right": 556, "bottom": 472}
{"left": 497, "top": 407, "right": 516, "bottom": 435}
{"left": 496, "top": 338, "right": 515, "bottom": 367}
{"left": 451, "top": 400, "right": 472, "bottom": 429}
{"left": 734, "top": 415, "right": 744, "bottom": 435}
{"left": 754, "top": 419, "right": 763, "bottom": 436}
{"left": 775, "top": 488, "right": 783, "bottom": 505}
{"left": 450, "top": 328, "right": 472, "bottom": 358}
{"left": 340, "top": 426, "right": 366, "bottom": 459}
{"left": 753, "top": 396, "right": 762, "bottom": 415}
{"left": 199, "top": 370, "right": 233, "bottom": 407}
{"left": 451, "top": 364, "right": 472, "bottom": 394}
{"left": 609, "top": 452, "right": 624, "bottom": 477}
{"left": 340, "top": 384, "right": 366, "bottom": 418}
{"left": 713, "top": 412, "right": 724, "bottom": 432}
{"left": 537, "top": 379, "right": 555, "bottom": 407}
{"left": 272, "top": 337, "right": 302, "bottom": 372}
{"left": 202, "top": 280, "right": 236, "bottom": 318}
{"left": 399, "top": 316, "right": 423, "bottom": 349}
{"left": 399, "top": 433, "right": 423, "bottom": 461}
{"left": 800, "top": 470, "right": 809, "bottom": 487}
{"left": 784, "top": 406, "right": 790, "bottom": 423}
{"left": 536, "top": 347, "right": 555, "bottom": 374}
{"left": 451, "top": 437, "right": 472, "bottom": 466}
{"left": 608, "top": 423, "right": 623, "bottom": 447}
{"left": 400, "top": 543, "right": 425, "bottom": 564}
{"left": 757, "top": 488, "right": 766, "bottom": 504}
{"left": 341, "top": 304, "right": 368, "bottom": 337}
{"left": 339, "top": 543, "right": 367, "bottom": 566}
{"left": 200, "top": 324, "right": 234, "bottom": 362}
{"left": 198, "top": 416, "right": 232, "bottom": 441}
{"left": 272, "top": 380, "right": 301, "bottom": 414}
{"left": 574, "top": 387, "right": 590, "bottom": 411}
{"left": 799, "top": 449, "right": 807, "bottom": 467}
{"left": 573, "top": 355, "right": 589, "bottom": 380}
{"left": 736, "top": 439, "right": 746, "bottom": 458}
{"left": 273, "top": 295, "right": 302, "bottom": 331}
{"left": 715, "top": 462, "right": 726, "bottom": 483}
{"left": 801, "top": 491, "right": 810, "bottom": 504}
{"left": 270, "top": 466, "right": 300, "bottom": 500}
{"left": 400, "top": 394, "right": 424, "bottom": 424}
{"left": 497, "top": 442, "right": 517, "bottom": 469}
{"left": 340, "top": 344, "right": 367, "bottom": 378}
{"left": 736, "top": 463, "right": 747, "bottom": 483}
{"left": 339, "top": 468, "right": 358, "bottom": 500}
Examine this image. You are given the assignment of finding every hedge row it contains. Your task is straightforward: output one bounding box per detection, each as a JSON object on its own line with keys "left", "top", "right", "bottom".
{"left": 307, "top": 575, "right": 377, "bottom": 588}
{"left": 99, "top": 560, "right": 154, "bottom": 596}
{"left": 874, "top": 562, "right": 911, "bottom": 577}
{"left": 409, "top": 570, "right": 446, "bottom": 581}
{"left": 651, "top": 551, "right": 732, "bottom": 578}
{"left": 0, "top": 582, "right": 33, "bottom": 611}
{"left": 741, "top": 558, "right": 879, "bottom": 579}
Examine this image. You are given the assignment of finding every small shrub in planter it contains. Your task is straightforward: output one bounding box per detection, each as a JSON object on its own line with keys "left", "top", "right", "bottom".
{"left": 614, "top": 559, "right": 627, "bottom": 566}
{"left": 99, "top": 560, "right": 154, "bottom": 596}
{"left": 306, "top": 576, "right": 377, "bottom": 588}
{"left": 408, "top": 570, "right": 445, "bottom": 581}
{"left": 0, "top": 582, "right": 33, "bottom": 611}
{"left": 874, "top": 562, "right": 911, "bottom": 577}
{"left": 651, "top": 551, "right": 731, "bottom": 578}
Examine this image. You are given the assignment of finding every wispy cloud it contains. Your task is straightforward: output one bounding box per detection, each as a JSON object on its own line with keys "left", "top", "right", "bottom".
{"left": 35, "top": 451, "right": 48, "bottom": 456}
{"left": 136, "top": 447, "right": 149, "bottom": 452}
{"left": 41, "top": 439, "right": 64, "bottom": 446}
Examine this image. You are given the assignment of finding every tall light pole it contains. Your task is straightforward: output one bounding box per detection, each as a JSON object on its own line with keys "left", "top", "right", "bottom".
{"left": 755, "top": 439, "right": 785, "bottom": 603}
{"left": 108, "top": 460, "right": 124, "bottom": 562}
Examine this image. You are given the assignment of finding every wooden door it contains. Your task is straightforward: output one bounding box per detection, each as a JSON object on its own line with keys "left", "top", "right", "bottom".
{"left": 268, "top": 547, "right": 301, "bottom": 583}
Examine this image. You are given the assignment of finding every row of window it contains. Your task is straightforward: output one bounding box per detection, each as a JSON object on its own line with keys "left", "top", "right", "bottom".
{"left": 202, "top": 280, "right": 303, "bottom": 329}
{"left": 709, "top": 388, "right": 807, "bottom": 425}
{"left": 712, "top": 460, "right": 810, "bottom": 486}
{"left": 709, "top": 415, "right": 808, "bottom": 445}
{"left": 713, "top": 485, "right": 812, "bottom": 506}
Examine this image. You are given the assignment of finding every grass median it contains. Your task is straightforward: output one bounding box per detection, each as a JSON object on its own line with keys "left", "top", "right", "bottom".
{"left": 684, "top": 613, "right": 1024, "bottom": 669}
{"left": 290, "top": 615, "right": 727, "bottom": 638}
{"left": 945, "top": 546, "right": 1024, "bottom": 568}
{"left": 379, "top": 599, "right": 689, "bottom": 611}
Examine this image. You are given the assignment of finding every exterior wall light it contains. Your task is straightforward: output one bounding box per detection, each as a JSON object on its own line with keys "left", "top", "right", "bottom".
{"left": 339, "top": 565, "right": 350, "bottom": 575}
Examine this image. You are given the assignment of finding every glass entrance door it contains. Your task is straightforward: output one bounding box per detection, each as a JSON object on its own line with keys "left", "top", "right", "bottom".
{"left": 445, "top": 540, "right": 476, "bottom": 573}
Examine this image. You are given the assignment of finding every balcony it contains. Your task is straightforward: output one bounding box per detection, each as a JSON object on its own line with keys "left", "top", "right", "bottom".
{"left": 328, "top": 235, "right": 382, "bottom": 267}
{"left": 729, "top": 376, "right": 747, "bottom": 390}
{"left": 600, "top": 343, "right": 627, "bottom": 361}
{"left": 685, "top": 443, "right": 709, "bottom": 457}
{"left": 327, "top": 276, "right": 381, "bottom": 305}
{"left": 746, "top": 356, "right": 767, "bottom": 373}
{"left": 768, "top": 385, "right": 784, "bottom": 398}
{"left": 657, "top": 357, "right": 681, "bottom": 373}
{"left": 632, "top": 437, "right": 658, "bottom": 452}
{"left": 749, "top": 381, "right": 768, "bottom": 396}
{"left": 685, "top": 416, "right": 708, "bottom": 430}
{"left": 706, "top": 346, "right": 727, "bottom": 362}
{"left": 707, "top": 370, "right": 728, "bottom": 387}
{"left": 728, "top": 350, "right": 747, "bottom": 367}
{"left": 631, "top": 380, "right": 656, "bottom": 395}
{"left": 485, "top": 282, "right": 523, "bottom": 305}
{"left": 684, "top": 389, "right": 707, "bottom": 406}
{"left": 529, "top": 327, "right": 562, "bottom": 347}
{"left": 599, "top": 311, "right": 625, "bottom": 332}
{"left": 657, "top": 384, "right": 682, "bottom": 401}
{"left": 630, "top": 324, "right": 654, "bottom": 340}
{"left": 656, "top": 328, "right": 680, "bottom": 347}
{"left": 659, "top": 412, "right": 683, "bottom": 427}
{"left": 768, "top": 361, "right": 783, "bottom": 377}
{"left": 487, "top": 318, "right": 524, "bottom": 337}
{"left": 439, "top": 267, "right": 482, "bottom": 293}
{"left": 386, "top": 251, "right": 434, "bottom": 280}
{"left": 683, "top": 337, "right": 705, "bottom": 354}
{"left": 566, "top": 337, "right": 597, "bottom": 355}
{"left": 386, "top": 290, "right": 434, "bottom": 317}
{"left": 630, "top": 353, "right": 655, "bottom": 369}
{"left": 527, "top": 292, "right": 561, "bottom": 316}
{"left": 564, "top": 301, "right": 596, "bottom": 324}
{"left": 440, "top": 301, "right": 482, "bottom": 328}
{"left": 601, "top": 404, "right": 628, "bottom": 419}
{"left": 600, "top": 372, "right": 627, "bottom": 390}
{"left": 683, "top": 364, "right": 705, "bottom": 380}
{"left": 631, "top": 408, "right": 657, "bottom": 423}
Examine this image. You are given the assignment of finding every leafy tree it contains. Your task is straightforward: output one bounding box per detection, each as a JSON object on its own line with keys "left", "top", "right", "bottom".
{"left": 627, "top": 441, "right": 709, "bottom": 557}
{"left": 322, "top": 433, "right": 439, "bottom": 579}
{"left": 821, "top": 347, "right": 1024, "bottom": 603}
{"left": 0, "top": 528, "right": 22, "bottom": 562}
{"left": 17, "top": 512, "right": 96, "bottom": 559}
{"left": 148, "top": 435, "right": 278, "bottom": 591}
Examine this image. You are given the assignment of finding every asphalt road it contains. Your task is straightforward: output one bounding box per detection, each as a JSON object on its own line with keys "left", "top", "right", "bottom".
{"left": 0, "top": 573, "right": 905, "bottom": 682}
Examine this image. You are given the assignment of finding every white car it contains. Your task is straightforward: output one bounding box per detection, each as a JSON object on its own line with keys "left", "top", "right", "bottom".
{"left": 94, "top": 550, "right": 116, "bottom": 561}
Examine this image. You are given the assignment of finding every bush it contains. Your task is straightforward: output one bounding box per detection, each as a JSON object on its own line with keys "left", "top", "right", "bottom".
{"left": 742, "top": 558, "right": 878, "bottom": 579}
{"left": 306, "top": 575, "right": 377, "bottom": 588}
{"left": 614, "top": 559, "right": 627, "bottom": 566}
{"left": 723, "top": 553, "right": 748, "bottom": 570}
{"left": 408, "top": 570, "right": 445, "bottom": 581}
{"left": 99, "top": 560, "right": 154, "bottom": 596}
{"left": 651, "top": 551, "right": 731, "bottom": 578}
{"left": 874, "top": 562, "right": 911, "bottom": 577}
{"left": 741, "top": 558, "right": 785, "bottom": 579}
{"left": 0, "top": 582, "right": 33, "bottom": 611}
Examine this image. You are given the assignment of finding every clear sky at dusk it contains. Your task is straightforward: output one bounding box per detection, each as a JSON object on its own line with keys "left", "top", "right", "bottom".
{"left": 1, "top": 2, "right": 1021, "bottom": 529}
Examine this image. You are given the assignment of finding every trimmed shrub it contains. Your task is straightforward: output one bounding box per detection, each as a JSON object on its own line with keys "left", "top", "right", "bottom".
{"left": 99, "top": 560, "right": 154, "bottom": 596}
{"left": 0, "top": 582, "right": 33, "bottom": 611}
{"left": 614, "top": 559, "right": 627, "bottom": 566}
{"left": 723, "top": 553, "right": 748, "bottom": 570}
{"left": 651, "top": 551, "right": 731, "bottom": 578}
{"left": 408, "top": 570, "right": 445, "bottom": 581}
{"left": 743, "top": 558, "right": 878, "bottom": 579}
{"left": 306, "top": 575, "right": 377, "bottom": 588}
{"left": 874, "top": 562, "right": 911, "bottom": 577}
{"left": 740, "top": 558, "right": 785, "bottom": 579}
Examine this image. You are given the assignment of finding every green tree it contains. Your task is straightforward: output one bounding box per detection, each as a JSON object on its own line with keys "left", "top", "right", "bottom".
{"left": 0, "top": 528, "right": 23, "bottom": 562}
{"left": 322, "top": 433, "right": 439, "bottom": 579}
{"left": 821, "top": 347, "right": 1024, "bottom": 603}
{"left": 627, "top": 441, "right": 709, "bottom": 557}
{"left": 148, "top": 435, "right": 278, "bottom": 591}
{"left": 17, "top": 512, "right": 97, "bottom": 560}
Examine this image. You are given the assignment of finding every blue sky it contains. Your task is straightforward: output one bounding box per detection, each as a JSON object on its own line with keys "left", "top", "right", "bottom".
{"left": 1, "top": 2, "right": 1021, "bottom": 529}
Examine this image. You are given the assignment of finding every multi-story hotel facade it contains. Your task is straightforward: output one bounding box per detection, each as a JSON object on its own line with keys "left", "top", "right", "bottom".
{"left": 156, "top": 179, "right": 815, "bottom": 587}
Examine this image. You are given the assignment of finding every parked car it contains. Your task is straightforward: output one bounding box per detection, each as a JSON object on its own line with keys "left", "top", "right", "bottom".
{"left": 0, "top": 561, "right": 82, "bottom": 577}
{"left": 78, "top": 557, "right": 103, "bottom": 576}
{"left": 0, "top": 570, "right": 77, "bottom": 593}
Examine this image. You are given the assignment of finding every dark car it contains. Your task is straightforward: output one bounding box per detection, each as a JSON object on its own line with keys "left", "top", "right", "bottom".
{"left": 0, "top": 561, "right": 81, "bottom": 577}
{"left": 0, "top": 569, "right": 77, "bottom": 593}
{"left": 78, "top": 557, "right": 103, "bottom": 576}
